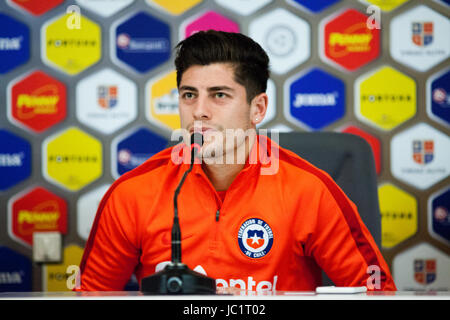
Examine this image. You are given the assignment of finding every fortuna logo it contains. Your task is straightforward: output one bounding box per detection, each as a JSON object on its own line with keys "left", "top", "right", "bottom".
{"left": 293, "top": 93, "right": 338, "bottom": 108}
{"left": 155, "top": 261, "right": 278, "bottom": 291}
{"left": 238, "top": 218, "right": 274, "bottom": 259}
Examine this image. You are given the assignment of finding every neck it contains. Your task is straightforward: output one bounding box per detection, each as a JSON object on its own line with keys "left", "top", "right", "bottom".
{"left": 201, "top": 134, "right": 256, "bottom": 191}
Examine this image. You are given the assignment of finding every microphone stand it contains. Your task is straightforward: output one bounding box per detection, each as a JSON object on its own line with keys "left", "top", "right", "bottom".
{"left": 141, "top": 133, "right": 217, "bottom": 294}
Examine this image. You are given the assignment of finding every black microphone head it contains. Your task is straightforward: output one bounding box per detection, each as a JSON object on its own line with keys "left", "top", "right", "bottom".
{"left": 191, "top": 132, "right": 204, "bottom": 151}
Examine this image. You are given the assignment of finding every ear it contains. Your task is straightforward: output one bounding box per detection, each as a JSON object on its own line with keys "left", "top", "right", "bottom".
{"left": 250, "top": 92, "right": 268, "bottom": 126}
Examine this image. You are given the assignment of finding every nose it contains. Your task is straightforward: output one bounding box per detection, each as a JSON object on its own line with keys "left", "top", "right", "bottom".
{"left": 193, "top": 95, "right": 211, "bottom": 120}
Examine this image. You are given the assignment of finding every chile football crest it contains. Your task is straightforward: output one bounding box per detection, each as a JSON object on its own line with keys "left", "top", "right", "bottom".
{"left": 238, "top": 218, "right": 274, "bottom": 259}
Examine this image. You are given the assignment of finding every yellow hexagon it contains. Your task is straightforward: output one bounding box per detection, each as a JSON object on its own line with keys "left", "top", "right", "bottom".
{"left": 43, "top": 127, "right": 102, "bottom": 191}
{"left": 146, "top": 70, "right": 180, "bottom": 131}
{"left": 42, "top": 13, "right": 101, "bottom": 75}
{"left": 147, "top": 0, "right": 203, "bottom": 15}
{"left": 356, "top": 66, "right": 416, "bottom": 131}
{"left": 43, "top": 244, "right": 83, "bottom": 291}
{"left": 378, "top": 183, "right": 418, "bottom": 248}
{"left": 362, "top": 0, "right": 409, "bottom": 12}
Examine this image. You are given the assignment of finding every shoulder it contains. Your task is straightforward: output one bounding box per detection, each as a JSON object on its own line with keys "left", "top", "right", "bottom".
{"left": 274, "top": 141, "right": 335, "bottom": 190}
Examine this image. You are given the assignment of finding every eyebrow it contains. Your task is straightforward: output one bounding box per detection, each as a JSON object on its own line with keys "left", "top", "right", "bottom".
{"left": 179, "top": 85, "right": 235, "bottom": 93}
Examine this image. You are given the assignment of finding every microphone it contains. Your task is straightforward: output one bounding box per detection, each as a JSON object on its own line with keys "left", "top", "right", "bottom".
{"left": 141, "top": 133, "right": 216, "bottom": 295}
{"left": 171, "top": 132, "right": 203, "bottom": 264}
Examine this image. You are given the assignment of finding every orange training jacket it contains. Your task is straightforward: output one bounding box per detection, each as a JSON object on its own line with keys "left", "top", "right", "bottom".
{"left": 79, "top": 135, "right": 396, "bottom": 291}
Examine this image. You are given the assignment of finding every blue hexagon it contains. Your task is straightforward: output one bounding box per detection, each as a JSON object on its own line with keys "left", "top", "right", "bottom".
{"left": 0, "top": 13, "right": 30, "bottom": 74}
{"left": 284, "top": 67, "right": 346, "bottom": 130}
{"left": 428, "top": 68, "right": 450, "bottom": 127}
{"left": 112, "top": 127, "right": 168, "bottom": 178}
{"left": 112, "top": 11, "right": 171, "bottom": 74}
{"left": 0, "top": 129, "right": 31, "bottom": 191}
{"left": 287, "top": 0, "right": 341, "bottom": 13}
{"left": 429, "top": 187, "right": 450, "bottom": 245}
{"left": 0, "top": 246, "right": 32, "bottom": 292}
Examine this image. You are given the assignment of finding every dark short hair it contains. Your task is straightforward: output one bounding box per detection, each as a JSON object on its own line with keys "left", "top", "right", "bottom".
{"left": 174, "top": 30, "right": 270, "bottom": 104}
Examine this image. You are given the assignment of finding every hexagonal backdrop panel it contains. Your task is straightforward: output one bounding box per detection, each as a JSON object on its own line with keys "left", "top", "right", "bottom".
{"left": 76, "top": 68, "right": 137, "bottom": 135}
{"left": 111, "top": 127, "right": 168, "bottom": 178}
{"left": 393, "top": 243, "right": 450, "bottom": 290}
{"left": 391, "top": 122, "right": 450, "bottom": 190}
{"left": 146, "top": 70, "right": 180, "bottom": 132}
{"left": 8, "top": 186, "right": 67, "bottom": 247}
{"left": 8, "top": 70, "right": 67, "bottom": 133}
{"left": 77, "top": 184, "right": 110, "bottom": 241}
{"left": 0, "top": 246, "right": 32, "bottom": 292}
{"left": 0, "top": 13, "right": 29, "bottom": 74}
{"left": 42, "top": 127, "right": 103, "bottom": 192}
{"left": 287, "top": 0, "right": 341, "bottom": 13}
{"left": 249, "top": 8, "right": 310, "bottom": 75}
{"left": 7, "top": 0, "right": 63, "bottom": 16}
{"left": 111, "top": 11, "right": 171, "bottom": 74}
{"left": 359, "top": 0, "right": 409, "bottom": 12}
{"left": 215, "top": 0, "right": 273, "bottom": 16}
{"left": 180, "top": 10, "right": 240, "bottom": 40}
{"left": 41, "top": 13, "right": 101, "bottom": 75}
{"left": 76, "top": 0, "right": 134, "bottom": 17}
{"left": 390, "top": 5, "right": 450, "bottom": 72}
{"left": 42, "top": 244, "right": 83, "bottom": 291}
{"left": 427, "top": 67, "right": 450, "bottom": 128}
{"left": 147, "top": 0, "right": 203, "bottom": 16}
{"left": 320, "top": 8, "right": 380, "bottom": 72}
{"left": 378, "top": 183, "right": 417, "bottom": 248}
{"left": 355, "top": 66, "right": 416, "bottom": 131}
{"left": 428, "top": 186, "right": 450, "bottom": 245}
{"left": 0, "top": 129, "right": 31, "bottom": 191}
{"left": 284, "top": 67, "right": 345, "bottom": 130}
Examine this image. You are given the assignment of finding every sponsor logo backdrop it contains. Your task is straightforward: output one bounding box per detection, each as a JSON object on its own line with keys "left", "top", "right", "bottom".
{"left": 0, "top": 0, "right": 448, "bottom": 291}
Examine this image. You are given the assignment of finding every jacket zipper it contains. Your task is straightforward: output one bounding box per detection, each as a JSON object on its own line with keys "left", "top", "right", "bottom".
{"left": 216, "top": 209, "right": 220, "bottom": 222}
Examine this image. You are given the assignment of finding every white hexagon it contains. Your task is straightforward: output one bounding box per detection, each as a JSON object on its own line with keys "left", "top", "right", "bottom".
{"left": 75, "top": 0, "right": 134, "bottom": 17}
{"left": 267, "top": 123, "right": 293, "bottom": 133}
{"left": 393, "top": 242, "right": 450, "bottom": 291}
{"left": 77, "top": 184, "right": 110, "bottom": 240}
{"left": 258, "top": 79, "right": 276, "bottom": 128}
{"left": 390, "top": 5, "right": 450, "bottom": 72}
{"left": 215, "top": 0, "right": 273, "bottom": 16}
{"left": 249, "top": 8, "right": 310, "bottom": 75}
{"left": 391, "top": 122, "right": 450, "bottom": 190}
{"left": 76, "top": 68, "right": 137, "bottom": 135}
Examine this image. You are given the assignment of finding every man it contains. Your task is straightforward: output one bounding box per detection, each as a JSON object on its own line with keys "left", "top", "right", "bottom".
{"left": 79, "top": 30, "right": 396, "bottom": 291}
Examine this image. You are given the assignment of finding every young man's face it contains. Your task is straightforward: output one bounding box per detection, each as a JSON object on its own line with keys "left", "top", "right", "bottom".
{"left": 178, "top": 63, "right": 266, "bottom": 161}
